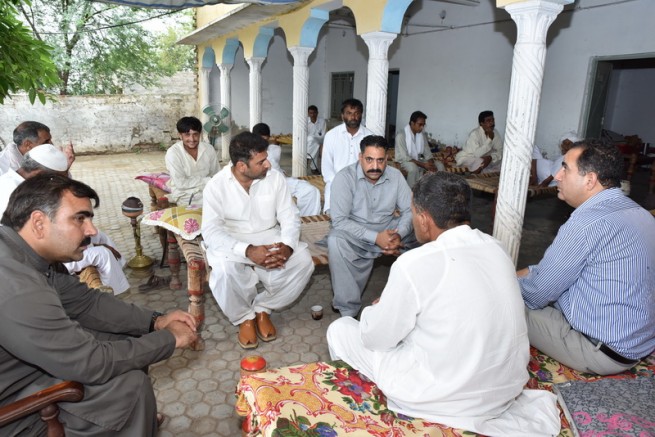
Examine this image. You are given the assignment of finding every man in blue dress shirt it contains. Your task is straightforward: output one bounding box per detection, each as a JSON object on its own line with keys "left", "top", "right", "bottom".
{"left": 518, "top": 138, "right": 655, "bottom": 375}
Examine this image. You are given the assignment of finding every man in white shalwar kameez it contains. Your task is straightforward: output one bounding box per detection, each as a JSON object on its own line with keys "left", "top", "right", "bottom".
{"left": 165, "top": 116, "right": 221, "bottom": 206}
{"left": 327, "top": 172, "right": 560, "bottom": 436}
{"left": 455, "top": 110, "right": 503, "bottom": 173}
{"left": 202, "top": 132, "right": 314, "bottom": 349}
{"left": 307, "top": 105, "right": 326, "bottom": 173}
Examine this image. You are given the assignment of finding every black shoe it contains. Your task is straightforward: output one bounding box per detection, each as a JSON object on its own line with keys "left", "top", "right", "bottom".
{"left": 331, "top": 305, "right": 340, "bottom": 314}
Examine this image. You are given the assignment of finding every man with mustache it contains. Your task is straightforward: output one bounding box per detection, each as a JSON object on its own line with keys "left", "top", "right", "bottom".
{"left": 455, "top": 110, "right": 503, "bottom": 174}
{"left": 328, "top": 135, "right": 415, "bottom": 317}
{"left": 320, "top": 98, "right": 373, "bottom": 213}
{"left": 0, "top": 174, "right": 198, "bottom": 436}
{"left": 0, "top": 144, "right": 130, "bottom": 294}
{"left": 201, "top": 132, "right": 314, "bottom": 349}
{"left": 165, "top": 116, "right": 221, "bottom": 206}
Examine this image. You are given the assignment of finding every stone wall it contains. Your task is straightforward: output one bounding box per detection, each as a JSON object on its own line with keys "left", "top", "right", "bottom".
{"left": 0, "top": 72, "right": 197, "bottom": 154}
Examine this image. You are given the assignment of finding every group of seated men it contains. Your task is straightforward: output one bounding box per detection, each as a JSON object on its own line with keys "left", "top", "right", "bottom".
{"left": 1, "top": 107, "right": 653, "bottom": 435}
{"left": 0, "top": 121, "right": 131, "bottom": 294}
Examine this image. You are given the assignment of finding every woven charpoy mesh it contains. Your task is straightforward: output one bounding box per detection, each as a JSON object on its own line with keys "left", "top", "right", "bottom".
{"left": 300, "top": 214, "right": 330, "bottom": 266}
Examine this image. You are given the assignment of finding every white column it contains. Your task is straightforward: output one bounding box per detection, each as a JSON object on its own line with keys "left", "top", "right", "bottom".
{"left": 218, "top": 63, "right": 233, "bottom": 162}
{"left": 494, "top": 0, "right": 571, "bottom": 264}
{"left": 361, "top": 31, "right": 397, "bottom": 136}
{"left": 199, "top": 68, "right": 211, "bottom": 144}
{"left": 246, "top": 57, "right": 265, "bottom": 129}
{"left": 288, "top": 46, "right": 314, "bottom": 177}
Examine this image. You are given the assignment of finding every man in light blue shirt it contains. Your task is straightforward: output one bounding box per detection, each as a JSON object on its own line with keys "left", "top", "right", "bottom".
{"left": 518, "top": 138, "right": 655, "bottom": 375}
{"left": 328, "top": 135, "right": 415, "bottom": 317}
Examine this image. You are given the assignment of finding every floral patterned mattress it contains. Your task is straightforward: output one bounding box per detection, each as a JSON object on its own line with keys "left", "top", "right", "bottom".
{"left": 235, "top": 348, "right": 655, "bottom": 436}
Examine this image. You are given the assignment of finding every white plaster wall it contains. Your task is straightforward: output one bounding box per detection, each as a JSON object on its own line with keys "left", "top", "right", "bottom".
{"left": 537, "top": 0, "right": 655, "bottom": 156}
{"left": 229, "top": 45, "right": 252, "bottom": 131}
{"left": 308, "top": 26, "right": 330, "bottom": 122}
{"left": 605, "top": 67, "right": 655, "bottom": 145}
{"left": 260, "top": 32, "right": 294, "bottom": 134}
{"left": 0, "top": 94, "right": 196, "bottom": 153}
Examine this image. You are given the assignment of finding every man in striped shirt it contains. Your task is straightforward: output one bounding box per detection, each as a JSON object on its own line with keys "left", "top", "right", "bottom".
{"left": 518, "top": 138, "right": 655, "bottom": 375}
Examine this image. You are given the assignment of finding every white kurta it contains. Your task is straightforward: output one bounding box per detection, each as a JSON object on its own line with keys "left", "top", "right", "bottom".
{"left": 201, "top": 166, "right": 314, "bottom": 325}
{"left": 165, "top": 141, "right": 220, "bottom": 206}
{"left": 0, "top": 170, "right": 25, "bottom": 215}
{"left": 64, "top": 232, "right": 130, "bottom": 295}
{"left": 532, "top": 146, "right": 561, "bottom": 186}
{"left": 267, "top": 144, "right": 320, "bottom": 216}
{"left": 327, "top": 225, "right": 560, "bottom": 436}
{"left": 320, "top": 123, "right": 373, "bottom": 212}
{"left": 307, "top": 116, "right": 326, "bottom": 169}
{"left": 455, "top": 126, "right": 503, "bottom": 171}
{"left": 0, "top": 143, "right": 24, "bottom": 174}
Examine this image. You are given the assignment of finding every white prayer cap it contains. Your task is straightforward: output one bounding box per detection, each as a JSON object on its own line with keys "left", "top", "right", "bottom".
{"left": 559, "top": 131, "right": 582, "bottom": 144}
{"left": 25, "top": 144, "right": 68, "bottom": 172}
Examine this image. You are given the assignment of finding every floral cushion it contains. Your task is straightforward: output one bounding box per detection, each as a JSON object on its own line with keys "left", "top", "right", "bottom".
{"left": 135, "top": 172, "right": 171, "bottom": 193}
{"left": 235, "top": 349, "right": 655, "bottom": 437}
{"left": 142, "top": 205, "right": 202, "bottom": 240}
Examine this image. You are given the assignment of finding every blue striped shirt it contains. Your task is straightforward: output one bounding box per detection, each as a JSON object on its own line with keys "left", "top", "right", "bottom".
{"left": 519, "top": 188, "right": 655, "bottom": 360}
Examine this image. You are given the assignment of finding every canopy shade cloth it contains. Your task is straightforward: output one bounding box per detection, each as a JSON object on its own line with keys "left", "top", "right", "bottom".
{"left": 87, "top": 0, "right": 298, "bottom": 10}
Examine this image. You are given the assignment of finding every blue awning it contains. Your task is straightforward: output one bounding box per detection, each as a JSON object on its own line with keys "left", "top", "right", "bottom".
{"left": 89, "top": 0, "right": 297, "bottom": 10}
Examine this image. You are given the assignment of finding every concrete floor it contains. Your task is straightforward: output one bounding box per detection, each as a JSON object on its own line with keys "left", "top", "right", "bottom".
{"left": 70, "top": 148, "right": 654, "bottom": 436}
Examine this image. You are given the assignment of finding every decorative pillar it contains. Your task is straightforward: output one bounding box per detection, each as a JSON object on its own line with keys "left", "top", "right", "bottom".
{"left": 288, "top": 46, "right": 314, "bottom": 177}
{"left": 199, "top": 67, "right": 211, "bottom": 144}
{"left": 361, "top": 31, "right": 397, "bottom": 136}
{"left": 494, "top": 0, "right": 571, "bottom": 264}
{"left": 218, "top": 63, "right": 233, "bottom": 162}
{"left": 246, "top": 57, "right": 265, "bottom": 129}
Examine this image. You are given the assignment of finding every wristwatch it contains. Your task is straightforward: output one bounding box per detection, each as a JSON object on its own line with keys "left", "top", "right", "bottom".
{"left": 149, "top": 311, "right": 164, "bottom": 332}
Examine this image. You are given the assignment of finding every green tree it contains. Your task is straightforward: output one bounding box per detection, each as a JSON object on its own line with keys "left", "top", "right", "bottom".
{"left": 18, "top": 0, "right": 194, "bottom": 95}
{"left": 0, "top": 0, "right": 60, "bottom": 104}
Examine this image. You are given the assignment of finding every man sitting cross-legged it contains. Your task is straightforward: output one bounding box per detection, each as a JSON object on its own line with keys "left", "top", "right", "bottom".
{"left": 202, "top": 132, "right": 314, "bottom": 349}
{"left": 0, "top": 174, "right": 198, "bottom": 436}
{"left": 518, "top": 138, "right": 655, "bottom": 375}
{"left": 394, "top": 110, "right": 442, "bottom": 187}
{"left": 328, "top": 135, "right": 415, "bottom": 318}
{"left": 327, "top": 172, "right": 560, "bottom": 436}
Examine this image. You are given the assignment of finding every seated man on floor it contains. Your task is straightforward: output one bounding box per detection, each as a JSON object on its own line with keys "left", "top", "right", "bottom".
{"left": 0, "top": 145, "right": 131, "bottom": 294}
{"left": 252, "top": 123, "right": 321, "bottom": 216}
{"left": 328, "top": 135, "right": 414, "bottom": 318}
{"left": 0, "top": 174, "right": 198, "bottom": 436}
{"left": 165, "top": 116, "right": 220, "bottom": 206}
{"left": 202, "top": 132, "right": 314, "bottom": 349}
{"left": 455, "top": 110, "right": 503, "bottom": 173}
{"left": 530, "top": 131, "right": 582, "bottom": 187}
{"left": 327, "top": 172, "right": 560, "bottom": 436}
{"left": 518, "top": 138, "right": 655, "bottom": 375}
{"left": 394, "top": 110, "right": 442, "bottom": 187}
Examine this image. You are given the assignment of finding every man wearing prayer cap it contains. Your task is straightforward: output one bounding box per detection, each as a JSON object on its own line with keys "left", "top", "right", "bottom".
{"left": 0, "top": 146, "right": 130, "bottom": 295}
{"left": 530, "top": 131, "right": 583, "bottom": 187}
{"left": 0, "top": 144, "right": 68, "bottom": 215}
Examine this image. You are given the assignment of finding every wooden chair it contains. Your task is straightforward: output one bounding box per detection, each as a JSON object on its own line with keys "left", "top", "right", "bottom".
{"left": 0, "top": 381, "right": 84, "bottom": 437}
